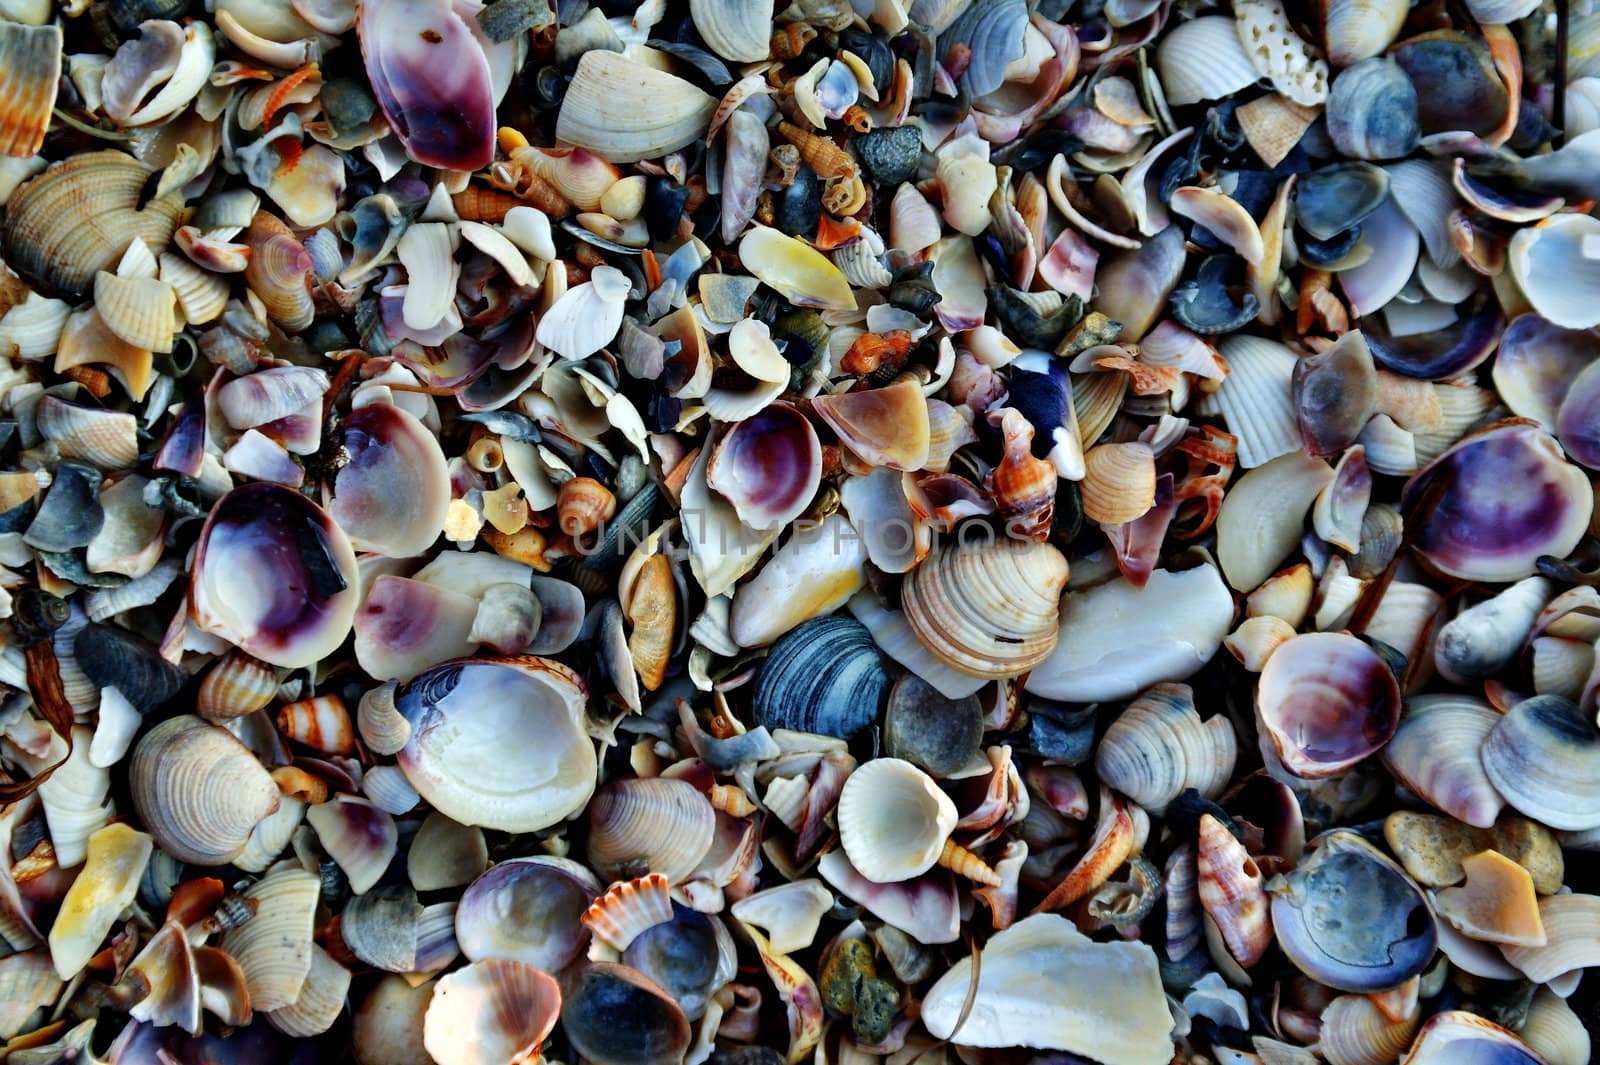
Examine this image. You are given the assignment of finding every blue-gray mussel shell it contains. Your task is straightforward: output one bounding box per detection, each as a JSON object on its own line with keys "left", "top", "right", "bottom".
{"left": 752, "top": 615, "right": 891, "bottom": 739}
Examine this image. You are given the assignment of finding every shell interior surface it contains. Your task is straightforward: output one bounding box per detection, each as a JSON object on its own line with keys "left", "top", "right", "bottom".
{"left": 3, "top": 0, "right": 1599, "bottom": 1060}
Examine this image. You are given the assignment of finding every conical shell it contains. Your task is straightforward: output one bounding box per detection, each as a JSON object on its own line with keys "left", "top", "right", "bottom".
{"left": 901, "top": 538, "right": 1070, "bottom": 679}
{"left": 837, "top": 757, "right": 959, "bottom": 884}
{"left": 1095, "top": 683, "right": 1237, "bottom": 814}
{"left": 128, "top": 714, "right": 281, "bottom": 865}
{"left": 278, "top": 694, "right": 354, "bottom": 754}
{"left": 587, "top": 776, "right": 716, "bottom": 882}
{"left": 1196, "top": 813, "right": 1271, "bottom": 968}
{"left": 555, "top": 51, "right": 716, "bottom": 163}
{"left": 4, "top": 151, "right": 184, "bottom": 297}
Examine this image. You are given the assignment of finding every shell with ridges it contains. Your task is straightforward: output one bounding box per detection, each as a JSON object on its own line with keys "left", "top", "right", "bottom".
{"left": 219, "top": 866, "right": 320, "bottom": 1012}
{"left": 1156, "top": 16, "right": 1261, "bottom": 106}
{"left": 1095, "top": 683, "right": 1237, "bottom": 814}
{"left": 587, "top": 776, "right": 716, "bottom": 883}
{"left": 128, "top": 714, "right": 281, "bottom": 866}
{"left": 581, "top": 872, "right": 674, "bottom": 951}
{"left": 837, "top": 757, "right": 959, "bottom": 884}
{"left": 556, "top": 51, "right": 717, "bottom": 164}
{"left": 423, "top": 960, "right": 562, "bottom": 1065}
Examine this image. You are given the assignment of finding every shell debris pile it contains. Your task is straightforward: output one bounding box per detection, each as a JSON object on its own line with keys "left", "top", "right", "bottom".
{"left": 0, "top": 0, "right": 1598, "bottom": 1061}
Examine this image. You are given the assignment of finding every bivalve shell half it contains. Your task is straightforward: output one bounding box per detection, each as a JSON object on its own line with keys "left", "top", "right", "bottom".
{"left": 423, "top": 960, "right": 561, "bottom": 1065}
{"left": 128, "top": 715, "right": 281, "bottom": 866}
{"left": 1481, "top": 694, "right": 1600, "bottom": 831}
{"left": 4, "top": 151, "right": 183, "bottom": 297}
{"left": 752, "top": 615, "right": 890, "bottom": 739}
{"left": 587, "top": 776, "right": 716, "bottom": 882}
{"left": 1383, "top": 695, "right": 1504, "bottom": 828}
{"left": 1096, "top": 683, "right": 1237, "bottom": 814}
{"left": 456, "top": 857, "right": 602, "bottom": 970}
{"left": 837, "top": 758, "right": 959, "bottom": 884}
{"left": 218, "top": 866, "right": 320, "bottom": 1012}
{"left": 189, "top": 483, "right": 360, "bottom": 668}
{"left": 1156, "top": 16, "right": 1261, "bottom": 106}
{"left": 327, "top": 402, "right": 451, "bottom": 558}
{"left": 901, "top": 537, "right": 1070, "bottom": 680}
{"left": 0, "top": 22, "right": 61, "bottom": 158}
{"left": 1403, "top": 1012, "right": 1545, "bottom": 1065}
{"left": 1257, "top": 632, "right": 1400, "bottom": 779}
{"left": 1509, "top": 214, "right": 1600, "bottom": 330}
{"left": 556, "top": 51, "right": 716, "bottom": 164}
{"left": 396, "top": 657, "right": 596, "bottom": 833}
{"left": 47, "top": 823, "right": 151, "bottom": 980}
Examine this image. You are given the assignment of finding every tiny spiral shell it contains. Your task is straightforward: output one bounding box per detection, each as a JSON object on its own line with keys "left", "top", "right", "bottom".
{"left": 559, "top": 477, "right": 618, "bottom": 537}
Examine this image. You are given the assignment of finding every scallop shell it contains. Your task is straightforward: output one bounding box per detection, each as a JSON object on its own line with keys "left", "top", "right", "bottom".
{"left": 1095, "top": 683, "right": 1237, "bottom": 813}
{"left": 1156, "top": 16, "right": 1261, "bottom": 107}
{"left": 556, "top": 51, "right": 717, "bottom": 164}
{"left": 582, "top": 872, "right": 674, "bottom": 951}
{"left": 1197, "top": 336, "right": 1301, "bottom": 468}
{"left": 901, "top": 537, "right": 1070, "bottom": 680}
{"left": 837, "top": 758, "right": 959, "bottom": 884}
{"left": 587, "top": 776, "right": 716, "bottom": 882}
{"left": 158, "top": 251, "right": 229, "bottom": 325}
{"left": 0, "top": 22, "right": 61, "bottom": 158}
{"left": 128, "top": 715, "right": 281, "bottom": 865}
{"left": 424, "top": 960, "right": 561, "bottom": 1065}
{"left": 92, "top": 271, "right": 176, "bottom": 353}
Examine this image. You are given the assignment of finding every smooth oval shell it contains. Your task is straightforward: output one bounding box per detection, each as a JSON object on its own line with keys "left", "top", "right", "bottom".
{"left": 1271, "top": 831, "right": 1437, "bottom": 992}
{"left": 1382, "top": 694, "right": 1505, "bottom": 828}
{"left": 328, "top": 403, "right": 451, "bottom": 557}
{"left": 456, "top": 857, "right": 602, "bottom": 970}
{"left": 1257, "top": 632, "right": 1400, "bottom": 779}
{"left": 1401, "top": 421, "right": 1592, "bottom": 583}
{"left": 1403, "top": 1011, "right": 1546, "bottom": 1065}
{"left": 189, "top": 483, "right": 361, "bottom": 669}
{"left": 129, "top": 715, "right": 281, "bottom": 865}
{"left": 560, "top": 963, "right": 692, "bottom": 1065}
{"left": 395, "top": 657, "right": 596, "bottom": 832}
{"left": 1481, "top": 694, "right": 1600, "bottom": 831}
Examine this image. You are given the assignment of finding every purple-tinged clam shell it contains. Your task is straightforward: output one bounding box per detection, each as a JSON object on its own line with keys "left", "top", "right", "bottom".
{"left": 1556, "top": 358, "right": 1600, "bottom": 470}
{"left": 356, "top": 0, "right": 496, "bottom": 171}
{"left": 1403, "top": 1012, "right": 1547, "bottom": 1064}
{"left": 327, "top": 402, "right": 451, "bottom": 558}
{"left": 1493, "top": 313, "right": 1598, "bottom": 428}
{"left": 1363, "top": 305, "right": 1503, "bottom": 380}
{"left": 704, "top": 402, "right": 821, "bottom": 531}
{"left": 1292, "top": 329, "right": 1377, "bottom": 457}
{"left": 1270, "top": 830, "right": 1436, "bottom": 993}
{"left": 394, "top": 656, "right": 595, "bottom": 832}
{"left": 1401, "top": 420, "right": 1592, "bottom": 582}
{"left": 189, "top": 483, "right": 360, "bottom": 668}
{"left": 1256, "top": 632, "right": 1400, "bottom": 779}
{"left": 455, "top": 856, "right": 601, "bottom": 970}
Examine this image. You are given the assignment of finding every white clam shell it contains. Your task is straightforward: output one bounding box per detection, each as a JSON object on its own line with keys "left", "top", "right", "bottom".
{"left": 1510, "top": 214, "right": 1600, "bottom": 329}
{"left": 1156, "top": 16, "right": 1260, "bottom": 107}
{"left": 1216, "top": 449, "right": 1335, "bottom": 592}
{"left": 219, "top": 866, "right": 320, "bottom": 1012}
{"left": 1095, "top": 683, "right": 1237, "bottom": 814}
{"left": 555, "top": 51, "right": 716, "bottom": 163}
{"left": 837, "top": 757, "right": 958, "bottom": 884}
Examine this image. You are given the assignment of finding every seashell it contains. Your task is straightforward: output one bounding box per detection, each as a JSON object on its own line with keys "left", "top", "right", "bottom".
{"left": 582, "top": 872, "right": 674, "bottom": 951}
{"left": 1198, "top": 336, "right": 1300, "bottom": 468}
{"left": 1497, "top": 892, "right": 1600, "bottom": 986}
{"left": 1226, "top": 614, "right": 1296, "bottom": 671}
{"left": 1404, "top": 1012, "right": 1545, "bottom": 1065}
{"left": 1313, "top": 446, "right": 1371, "bottom": 552}
{"left": 48, "top": 823, "right": 151, "bottom": 980}
{"left": 306, "top": 796, "right": 396, "bottom": 894}
{"left": 1337, "top": 199, "right": 1419, "bottom": 318}
{"left": 1317, "top": 0, "right": 1407, "bottom": 67}
{"left": 1256, "top": 632, "right": 1400, "bottom": 779}
{"left": 936, "top": 148, "right": 998, "bottom": 237}
{"left": 457, "top": 856, "right": 602, "bottom": 969}
{"left": 1433, "top": 576, "right": 1550, "bottom": 686}
{"left": 1081, "top": 442, "right": 1156, "bottom": 525}
{"left": 556, "top": 51, "right": 716, "bottom": 163}
{"left": 1217, "top": 449, "right": 1335, "bottom": 592}
{"left": 1390, "top": 31, "right": 1507, "bottom": 138}
{"left": 0, "top": 22, "right": 60, "bottom": 158}
{"left": 1273, "top": 831, "right": 1436, "bottom": 993}
{"left": 1029, "top": 564, "right": 1234, "bottom": 702}
{"left": 1196, "top": 813, "right": 1271, "bottom": 967}
{"left": 1509, "top": 214, "right": 1600, "bottom": 330}
{"left": 880, "top": 672, "right": 983, "bottom": 778}
{"left": 561, "top": 963, "right": 692, "bottom": 1065}
{"left": 503, "top": 146, "right": 620, "bottom": 214}
{"left": 189, "top": 483, "right": 360, "bottom": 668}
{"left": 55, "top": 304, "right": 155, "bottom": 400}
{"left": 1325, "top": 58, "right": 1420, "bottom": 161}
{"left": 1092, "top": 225, "right": 1186, "bottom": 342}
{"left": 890, "top": 181, "right": 942, "bottom": 254}
{"left": 158, "top": 251, "right": 228, "bottom": 326}
{"left": 1171, "top": 186, "right": 1265, "bottom": 265}
{"left": 269, "top": 944, "right": 352, "bottom": 1038}
{"left": 1318, "top": 994, "right": 1419, "bottom": 1065}
{"left": 1156, "top": 16, "right": 1261, "bottom": 107}
{"left": 197, "top": 649, "right": 277, "bottom": 722}
{"left": 396, "top": 221, "right": 459, "bottom": 333}
{"left": 818, "top": 841, "right": 952, "bottom": 944}
{"left": 327, "top": 402, "right": 450, "bottom": 558}
{"left": 739, "top": 225, "right": 857, "bottom": 312}
{"left": 5, "top": 151, "right": 183, "bottom": 298}
{"left": 396, "top": 657, "right": 595, "bottom": 832}
{"left": 920, "top": 913, "right": 1174, "bottom": 1061}
{"left": 1233, "top": 0, "right": 1328, "bottom": 106}
{"left": 0, "top": 290, "right": 69, "bottom": 360}
{"left": 701, "top": 318, "right": 791, "bottom": 422}
{"left": 706, "top": 401, "right": 820, "bottom": 531}
{"left": 1237, "top": 94, "right": 1318, "bottom": 170}
{"left": 535, "top": 264, "right": 629, "bottom": 359}
{"left": 129, "top": 715, "right": 280, "bottom": 865}
{"left": 813, "top": 375, "right": 929, "bottom": 470}
{"left": 1520, "top": 988, "right": 1590, "bottom": 1065}
{"left": 1481, "top": 694, "right": 1600, "bottom": 831}
{"left": 1556, "top": 357, "right": 1600, "bottom": 469}
{"left": 730, "top": 512, "right": 867, "bottom": 648}
{"left": 901, "top": 537, "right": 1069, "bottom": 680}
{"left": 623, "top": 905, "right": 736, "bottom": 1021}
{"left": 34, "top": 396, "right": 139, "bottom": 470}
{"left": 277, "top": 694, "right": 353, "bottom": 755}
{"left": 424, "top": 960, "right": 561, "bottom": 1065}
{"left": 219, "top": 866, "right": 319, "bottom": 1012}
{"left": 402, "top": 812, "right": 486, "bottom": 893}
{"left": 1382, "top": 695, "right": 1504, "bottom": 828}
{"left": 1294, "top": 331, "right": 1378, "bottom": 458}
{"left": 357, "top": 0, "right": 495, "bottom": 169}
{"left": 556, "top": 477, "right": 616, "bottom": 539}
{"left": 365, "top": 764, "right": 420, "bottom": 815}
{"left": 218, "top": 366, "right": 329, "bottom": 430}
{"left": 234, "top": 796, "right": 306, "bottom": 874}
{"left": 1494, "top": 314, "right": 1600, "bottom": 430}
{"left": 103, "top": 20, "right": 213, "bottom": 128}
{"left": 836, "top": 758, "right": 958, "bottom": 884}
{"left": 983, "top": 407, "right": 1055, "bottom": 540}
{"left": 242, "top": 210, "right": 315, "bottom": 331}
{"left": 0, "top": 952, "right": 63, "bottom": 1041}
{"left": 354, "top": 976, "right": 434, "bottom": 1065}
{"left": 1402, "top": 421, "right": 1591, "bottom": 583}
{"left": 1433, "top": 849, "right": 1544, "bottom": 947}
{"left": 25, "top": 462, "right": 104, "bottom": 553}
{"left": 1096, "top": 683, "right": 1236, "bottom": 813}
{"left": 680, "top": 439, "right": 778, "bottom": 597}
{"left": 588, "top": 776, "right": 715, "bottom": 882}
